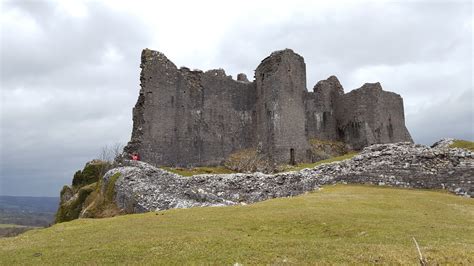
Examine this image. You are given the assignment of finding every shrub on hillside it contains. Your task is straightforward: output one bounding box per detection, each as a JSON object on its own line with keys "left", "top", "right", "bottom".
{"left": 72, "top": 160, "right": 111, "bottom": 189}
{"left": 309, "top": 139, "right": 348, "bottom": 162}
{"left": 224, "top": 148, "right": 273, "bottom": 173}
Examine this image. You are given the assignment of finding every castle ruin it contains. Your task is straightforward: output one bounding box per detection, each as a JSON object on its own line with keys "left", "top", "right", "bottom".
{"left": 125, "top": 48, "right": 412, "bottom": 167}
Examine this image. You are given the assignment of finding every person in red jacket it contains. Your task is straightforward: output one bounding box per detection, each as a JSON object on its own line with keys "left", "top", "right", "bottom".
{"left": 131, "top": 152, "right": 140, "bottom": 161}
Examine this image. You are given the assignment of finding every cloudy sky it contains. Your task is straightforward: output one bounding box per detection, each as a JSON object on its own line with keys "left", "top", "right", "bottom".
{"left": 0, "top": 0, "right": 472, "bottom": 196}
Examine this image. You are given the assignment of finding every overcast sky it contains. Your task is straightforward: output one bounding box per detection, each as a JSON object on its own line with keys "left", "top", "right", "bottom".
{"left": 0, "top": 0, "right": 472, "bottom": 197}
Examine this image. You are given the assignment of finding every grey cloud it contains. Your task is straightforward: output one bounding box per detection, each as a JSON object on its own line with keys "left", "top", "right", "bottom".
{"left": 214, "top": 1, "right": 471, "bottom": 88}
{"left": 212, "top": 1, "right": 472, "bottom": 145}
{"left": 1, "top": 1, "right": 149, "bottom": 196}
{"left": 1, "top": 0, "right": 148, "bottom": 85}
{"left": 407, "top": 89, "right": 473, "bottom": 145}
{"left": 0, "top": 1, "right": 472, "bottom": 196}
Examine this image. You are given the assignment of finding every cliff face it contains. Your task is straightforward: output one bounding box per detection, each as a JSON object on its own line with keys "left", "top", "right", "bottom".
{"left": 125, "top": 48, "right": 413, "bottom": 167}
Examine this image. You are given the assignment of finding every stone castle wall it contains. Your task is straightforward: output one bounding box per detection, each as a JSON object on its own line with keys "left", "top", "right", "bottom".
{"left": 126, "top": 50, "right": 257, "bottom": 167}
{"left": 255, "top": 50, "right": 310, "bottom": 164}
{"left": 335, "top": 83, "right": 413, "bottom": 150}
{"left": 125, "top": 48, "right": 413, "bottom": 167}
{"left": 305, "top": 75, "right": 344, "bottom": 141}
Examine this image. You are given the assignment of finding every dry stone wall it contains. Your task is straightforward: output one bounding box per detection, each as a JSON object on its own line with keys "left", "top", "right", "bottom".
{"left": 108, "top": 140, "right": 473, "bottom": 213}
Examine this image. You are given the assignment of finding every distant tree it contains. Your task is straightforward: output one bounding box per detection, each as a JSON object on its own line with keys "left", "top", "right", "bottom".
{"left": 99, "top": 143, "right": 124, "bottom": 163}
{"left": 96, "top": 143, "right": 124, "bottom": 177}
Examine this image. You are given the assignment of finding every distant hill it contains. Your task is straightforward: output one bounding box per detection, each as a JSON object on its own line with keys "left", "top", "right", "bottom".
{"left": 0, "top": 196, "right": 59, "bottom": 213}
{"left": 0, "top": 196, "right": 59, "bottom": 228}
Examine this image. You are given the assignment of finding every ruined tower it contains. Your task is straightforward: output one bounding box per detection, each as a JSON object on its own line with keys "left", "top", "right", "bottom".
{"left": 255, "top": 49, "right": 310, "bottom": 164}
{"left": 125, "top": 48, "right": 413, "bottom": 168}
{"left": 335, "top": 82, "right": 413, "bottom": 149}
{"left": 305, "top": 75, "right": 344, "bottom": 141}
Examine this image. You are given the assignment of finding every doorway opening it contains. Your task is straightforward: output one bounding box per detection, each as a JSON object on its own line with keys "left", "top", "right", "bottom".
{"left": 290, "top": 148, "right": 296, "bottom": 165}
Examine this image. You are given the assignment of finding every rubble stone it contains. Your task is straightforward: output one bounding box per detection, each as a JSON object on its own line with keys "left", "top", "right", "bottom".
{"left": 105, "top": 139, "right": 473, "bottom": 213}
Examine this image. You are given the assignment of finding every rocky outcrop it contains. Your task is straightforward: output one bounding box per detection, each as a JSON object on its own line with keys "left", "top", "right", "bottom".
{"left": 104, "top": 140, "right": 473, "bottom": 213}
{"left": 55, "top": 161, "right": 116, "bottom": 223}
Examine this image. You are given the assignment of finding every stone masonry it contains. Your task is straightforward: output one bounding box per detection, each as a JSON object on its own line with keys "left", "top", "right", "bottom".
{"left": 125, "top": 48, "right": 412, "bottom": 167}
{"left": 105, "top": 139, "right": 473, "bottom": 214}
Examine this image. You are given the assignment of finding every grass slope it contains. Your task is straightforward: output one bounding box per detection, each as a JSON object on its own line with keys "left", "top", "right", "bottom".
{"left": 0, "top": 224, "right": 39, "bottom": 238}
{"left": 163, "top": 152, "right": 358, "bottom": 176}
{"left": 451, "top": 139, "right": 474, "bottom": 152}
{"left": 0, "top": 185, "right": 473, "bottom": 264}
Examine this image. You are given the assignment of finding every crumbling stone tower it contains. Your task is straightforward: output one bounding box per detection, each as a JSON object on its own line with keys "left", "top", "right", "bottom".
{"left": 255, "top": 50, "right": 310, "bottom": 164}
{"left": 125, "top": 48, "right": 412, "bottom": 168}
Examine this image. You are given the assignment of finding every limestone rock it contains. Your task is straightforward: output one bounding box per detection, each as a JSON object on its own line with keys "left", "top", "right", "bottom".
{"left": 108, "top": 140, "right": 473, "bottom": 214}
{"left": 431, "top": 138, "right": 455, "bottom": 149}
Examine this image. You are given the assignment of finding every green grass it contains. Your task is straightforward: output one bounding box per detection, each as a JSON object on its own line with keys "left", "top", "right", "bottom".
{"left": 1, "top": 185, "right": 472, "bottom": 264}
{"left": 105, "top": 173, "right": 121, "bottom": 201}
{"left": 285, "top": 151, "right": 358, "bottom": 171}
{"left": 161, "top": 152, "right": 358, "bottom": 176}
{"left": 451, "top": 139, "right": 474, "bottom": 151}
{"left": 161, "top": 166, "right": 236, "bottom": 176}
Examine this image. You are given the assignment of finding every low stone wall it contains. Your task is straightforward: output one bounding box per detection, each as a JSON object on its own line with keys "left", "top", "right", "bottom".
{"left": 103, "top": 139, "right": 473, "bottom": 213}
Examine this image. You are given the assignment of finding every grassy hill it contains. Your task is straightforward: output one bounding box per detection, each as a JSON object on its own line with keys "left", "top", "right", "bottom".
{"left": 0, "top": 185, "right": 473, "bottom": 264}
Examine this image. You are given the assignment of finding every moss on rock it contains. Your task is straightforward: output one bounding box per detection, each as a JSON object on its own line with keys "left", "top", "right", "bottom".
{"left": 80, "top": 173, "right": 122, "bottom": 218}
{"left": 106, "top": 173, "right": 121, "bottom": 201}
{"left": 55, "top": 161, "right": 120, "bottom": 223}
{"left": 72, "top": 160, "right": 111, "bottom": 190}
{"left": 55, "top": 183, "right": 96, "bottom": 223}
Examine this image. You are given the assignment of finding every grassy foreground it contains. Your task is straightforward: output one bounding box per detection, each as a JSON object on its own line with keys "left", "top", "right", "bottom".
{"left": 451, "top": 139, "right": 474, "bottom": 151}
{"left": 0, "top": 185, "right": 473, "bottom": 264}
